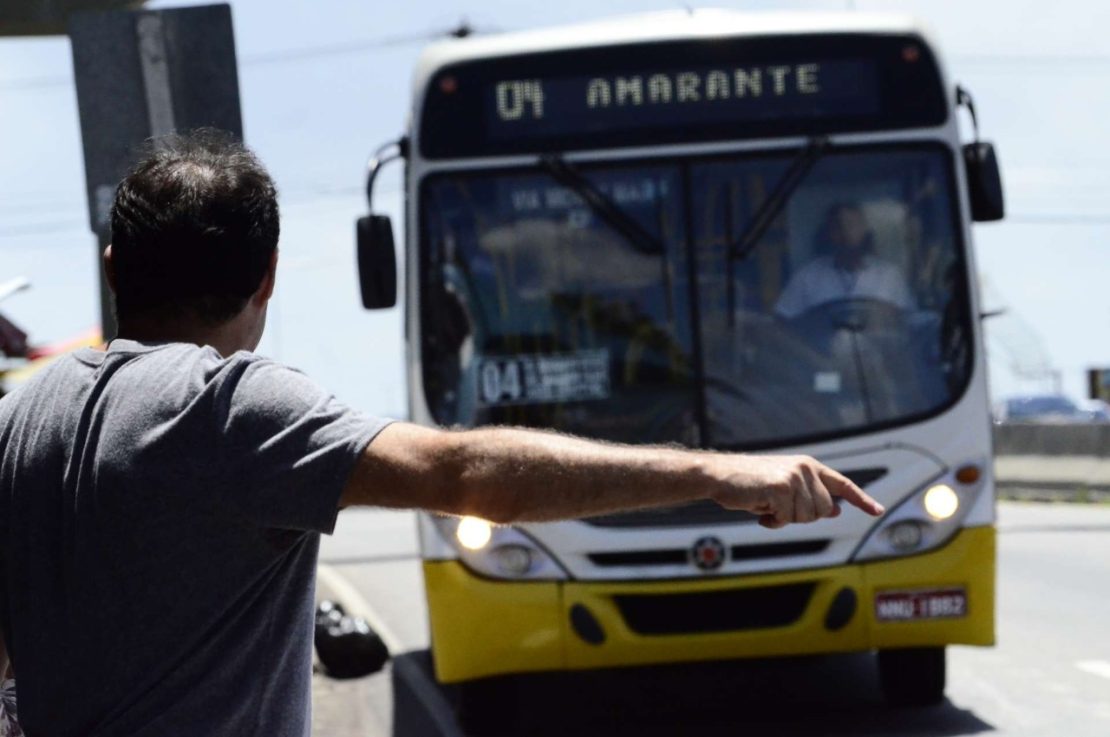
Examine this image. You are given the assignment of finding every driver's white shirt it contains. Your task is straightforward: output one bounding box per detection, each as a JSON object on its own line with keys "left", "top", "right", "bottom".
{"left": 774, "top": 255, "right": 915, "bottom": 318}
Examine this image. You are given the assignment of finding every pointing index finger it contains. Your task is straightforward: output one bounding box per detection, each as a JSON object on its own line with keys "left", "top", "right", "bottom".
{"left": 818, "top": 466, "right": 885, "bottom": 516}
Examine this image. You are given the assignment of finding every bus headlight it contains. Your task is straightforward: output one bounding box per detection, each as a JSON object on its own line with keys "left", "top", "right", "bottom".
{"left": 852, "top": 468, "right": 983, "bottom": 563}
{"left": 455, "top": 516, "right": 493, "bottom": 550}
{"left": 923, "top": 484, "right": 960, "bottom": 520}
{"left": 431, "top": 516, "right": 569, "bottom": 581}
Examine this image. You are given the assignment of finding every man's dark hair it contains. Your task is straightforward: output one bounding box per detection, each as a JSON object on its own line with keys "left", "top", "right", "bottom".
{"left": 109, "top": 128, "right": 279, "bottom": 325}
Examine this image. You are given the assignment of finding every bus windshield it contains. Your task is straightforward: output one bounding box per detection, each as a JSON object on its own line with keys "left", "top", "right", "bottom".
{"left": 420, "top": 145, "right": 972, "bottom": 449}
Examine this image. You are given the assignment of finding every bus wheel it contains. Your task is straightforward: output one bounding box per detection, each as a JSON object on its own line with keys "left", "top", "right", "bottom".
{"left": 877, "top": 647, "right": 946, "bottom": 707}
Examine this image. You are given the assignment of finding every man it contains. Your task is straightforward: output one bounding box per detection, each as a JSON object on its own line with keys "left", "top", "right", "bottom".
{"left": 775, "top": 202, "right": 915, "bottom": 319}
{"left": 0, "top": 130, "right": 882, "bottom": 736}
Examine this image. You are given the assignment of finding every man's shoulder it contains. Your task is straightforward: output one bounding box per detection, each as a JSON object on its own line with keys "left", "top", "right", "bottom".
{"left": 110, "top": 342, "right": 279, "bottom": 382}
{"left": 18, "top": 344, "right": 297, "bottom": 416}
{"left": 220, "top": 351, "right": 311, "bottom": 387}
{"left": 129, "top": 347, "right": 321, "bottom": 417}
{"left": 206, "top": 352, "right": 333, "bottom": 424}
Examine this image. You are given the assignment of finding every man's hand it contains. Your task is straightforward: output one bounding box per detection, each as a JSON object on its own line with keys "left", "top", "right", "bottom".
{"left": 710, "top": 454, "right": 884, "bottom": 528}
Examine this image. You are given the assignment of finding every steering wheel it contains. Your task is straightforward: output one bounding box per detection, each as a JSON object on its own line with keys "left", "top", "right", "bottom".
{"left": 790, "top": 297, "right": 908, "bottom": 334}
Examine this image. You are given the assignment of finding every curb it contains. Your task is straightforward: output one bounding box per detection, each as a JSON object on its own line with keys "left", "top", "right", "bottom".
{"left": 996, "top": 483, "right": 1110, "bottom": 504}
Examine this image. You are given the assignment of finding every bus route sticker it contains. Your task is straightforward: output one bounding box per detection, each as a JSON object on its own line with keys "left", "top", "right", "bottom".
{"left": 874, "top": 587, "right": 968, "bottom": 622}
{"left": 477, "top": 349, "right": 610, "bottom": 406}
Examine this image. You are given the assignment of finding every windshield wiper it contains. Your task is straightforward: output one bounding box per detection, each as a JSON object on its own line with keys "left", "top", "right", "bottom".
{"left": 537, "top": 154, "right": 665, "bottom": 255}
{"left": 729, "top": 136, "right": 830, "bottom": 261}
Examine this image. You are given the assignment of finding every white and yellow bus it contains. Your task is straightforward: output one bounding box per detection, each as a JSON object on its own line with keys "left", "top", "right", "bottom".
{"left": 356, "top": 9, "right": 1004, "bottom": 714}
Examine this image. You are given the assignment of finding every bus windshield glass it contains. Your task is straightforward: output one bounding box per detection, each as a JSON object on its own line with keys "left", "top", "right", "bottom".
{"left": 420, "top": 145, "right": 972, "bottom": 448}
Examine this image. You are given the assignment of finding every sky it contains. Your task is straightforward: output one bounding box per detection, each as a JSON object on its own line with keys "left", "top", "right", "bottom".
{"left": 2, "top": 0, "right": 1109, "bottom": 417}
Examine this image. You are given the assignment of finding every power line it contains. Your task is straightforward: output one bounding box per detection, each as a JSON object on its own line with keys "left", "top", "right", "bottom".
{"left": 238, "top": 30, "right": 447, "bottom": 66}
{"left": 0, "top": 23, "right": 480, "bottom": 92}
{"left": 0, "top": 187, "right": 401, "bottom": 240}
{"left": 0, "top": 38, "right": 414, "bottom": 91}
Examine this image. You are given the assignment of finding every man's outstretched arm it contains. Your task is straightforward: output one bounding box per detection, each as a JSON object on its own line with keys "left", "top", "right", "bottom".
{"left": 339, "top": 423, "right": 884, "bottom": 527}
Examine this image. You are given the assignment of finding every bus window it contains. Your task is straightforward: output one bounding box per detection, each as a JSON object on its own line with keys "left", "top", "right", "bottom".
{"left": 421, "top": 165, "right": 699, "bottom": 445}
{"left": 691, "top": 146, "right": 972, "bottom": 447}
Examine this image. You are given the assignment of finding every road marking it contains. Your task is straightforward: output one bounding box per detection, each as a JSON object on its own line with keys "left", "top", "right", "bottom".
{"left": 317, "top": 563, "right": 405, "bottom": 655}
{"left": 1076, "top": 660, "right": 1110, "bottom": 680}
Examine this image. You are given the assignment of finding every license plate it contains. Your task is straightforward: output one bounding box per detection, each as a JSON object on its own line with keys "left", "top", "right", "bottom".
{"left": 874, "top": 587, "right": 968, "bottom": 622}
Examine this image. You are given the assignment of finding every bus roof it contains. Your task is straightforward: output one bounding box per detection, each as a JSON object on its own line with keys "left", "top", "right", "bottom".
{"left": 413, "top": 9, "right": 935, "bottom": 95}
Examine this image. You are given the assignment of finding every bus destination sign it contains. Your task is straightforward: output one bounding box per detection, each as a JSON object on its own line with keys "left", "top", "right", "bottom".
{"left": 486, "top": 60, "right": 879, "bottom": 141}
{"left": 419, "top": 35, "right": 948, "bottom": 157}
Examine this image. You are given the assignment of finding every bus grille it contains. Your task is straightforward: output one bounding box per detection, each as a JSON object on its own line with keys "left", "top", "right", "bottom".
{"left": 588, "top": 540, "right": 830, "bottom": 568}
{"left": 614, "top": 583, "right": 816, "bottom": 635}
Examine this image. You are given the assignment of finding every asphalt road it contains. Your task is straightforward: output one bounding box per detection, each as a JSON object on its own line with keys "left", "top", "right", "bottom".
{"left": 313, "top": 501, "right": 1110, "bottom": 736}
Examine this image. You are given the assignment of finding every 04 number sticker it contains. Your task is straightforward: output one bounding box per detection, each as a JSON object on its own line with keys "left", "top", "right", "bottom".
{"left": 477, "top": 350, "right": 610, "bottom": 406}
{"left": 480, "top": 360, "right": 524, "bottom": 403}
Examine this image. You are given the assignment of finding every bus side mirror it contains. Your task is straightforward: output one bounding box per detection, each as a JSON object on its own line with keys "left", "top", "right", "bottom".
{"left": 356, "top": 215, "right": 397, "bottom": 309}
{"left": 963, "top": 142, "right": 1004, "bottom": 222}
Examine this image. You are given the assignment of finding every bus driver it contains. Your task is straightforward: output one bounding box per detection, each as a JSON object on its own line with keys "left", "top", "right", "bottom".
{"left": 775, "top": 202, "right": 915, "bottom": 319}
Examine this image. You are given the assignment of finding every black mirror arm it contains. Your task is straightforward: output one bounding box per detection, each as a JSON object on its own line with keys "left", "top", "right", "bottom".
{"left": 955, "top": 86, "right": 981, "bottom": 142}
{"left": 365, "top": 137, "right": 409, "bottom": 211}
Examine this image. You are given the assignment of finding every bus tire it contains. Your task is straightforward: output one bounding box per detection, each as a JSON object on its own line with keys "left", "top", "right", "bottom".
{"left": 877, "top": 646, "right": 946, "bottom": 708}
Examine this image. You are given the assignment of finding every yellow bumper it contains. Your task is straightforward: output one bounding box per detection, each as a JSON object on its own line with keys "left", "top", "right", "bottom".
{"left": 425, "top": 525, "right": 995, "bottom": 684}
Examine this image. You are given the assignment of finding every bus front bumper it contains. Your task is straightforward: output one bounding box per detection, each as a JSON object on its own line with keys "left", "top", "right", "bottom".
{"left": 424, "top": 525, "right": 995, "bottom": 684}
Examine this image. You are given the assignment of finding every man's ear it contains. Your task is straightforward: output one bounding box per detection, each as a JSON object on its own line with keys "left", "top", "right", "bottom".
{"left": 254, "top": 249, "right": 278, "bottom": 304}
{"left": 103, "top": 245, "right": 117, "bottom": 294}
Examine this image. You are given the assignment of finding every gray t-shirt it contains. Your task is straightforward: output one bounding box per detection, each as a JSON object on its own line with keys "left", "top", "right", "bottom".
{"left": 0, "top": 339, "right": 390, "bottom": 736}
